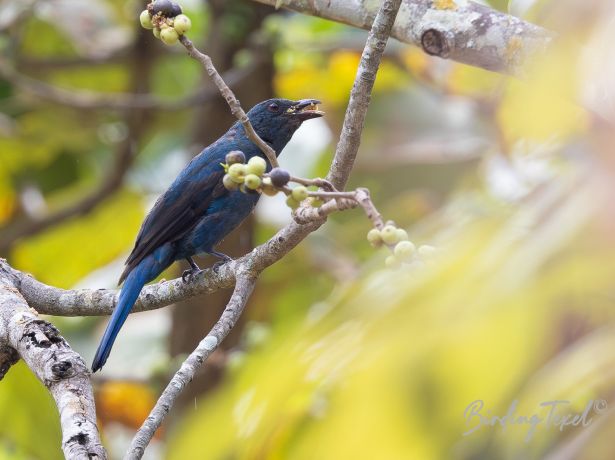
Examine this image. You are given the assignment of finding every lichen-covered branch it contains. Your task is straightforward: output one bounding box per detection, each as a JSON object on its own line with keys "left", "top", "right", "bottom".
{"left": 125, "top": 274, "right": 256, "bottom": 460}
{"left": 0, "top": 273, "right": 106, "bottom": 459}
{"left": 254, "top": 0, "right": 555, "bottom": 74}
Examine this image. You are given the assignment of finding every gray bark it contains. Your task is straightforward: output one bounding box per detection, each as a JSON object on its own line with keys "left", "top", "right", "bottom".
{"left": 253, "top": 0, "right": 555, "bottom": 74}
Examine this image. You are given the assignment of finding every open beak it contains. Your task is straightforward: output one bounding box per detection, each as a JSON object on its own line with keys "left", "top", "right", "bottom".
{"left": 288, "top": 99, "right": 324, "bottom": 120}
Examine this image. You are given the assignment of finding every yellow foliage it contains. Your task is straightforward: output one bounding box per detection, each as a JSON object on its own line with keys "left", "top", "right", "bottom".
{"left": 275, "top": 51, "right": 408, "bottom": 109}
{"left": 401, "top": 47, "right": 430, "bottom": 77}
{"left": 11, "top": 190, "right": 143, "bottom": 288}
{"left": 0, "top": 180, "right": 15, "bottom": 226}
{"left": 446, "top": 62, "right": 503, "bottom": 95}
{"left": 97, "top": 381, "right": 157, "bottom": 431}
{"left": 167, "top": 176, "right": 615, "bottom": 459}
{"left": 497, "top": 41, "right": 587, "bottom": 144}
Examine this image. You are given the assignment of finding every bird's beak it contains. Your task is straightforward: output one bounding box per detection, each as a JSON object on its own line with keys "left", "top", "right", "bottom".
{"left": 287, "top": 99, "right": 324, "bottom": 120}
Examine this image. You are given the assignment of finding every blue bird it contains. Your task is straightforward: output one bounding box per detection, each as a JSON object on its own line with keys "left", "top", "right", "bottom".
{"left": 92, "top": 98, "right": 323, "bottom": 372}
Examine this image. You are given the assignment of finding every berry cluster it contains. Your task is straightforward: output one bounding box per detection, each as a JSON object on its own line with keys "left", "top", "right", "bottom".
{"left": 220, "top": 151, "right": 321, "bottom": 210}
{"left": 367, "top": 223, "right": 436, "bottom": 269}
{"left": 140, "top": 0, "right": 192, "bottom": 45}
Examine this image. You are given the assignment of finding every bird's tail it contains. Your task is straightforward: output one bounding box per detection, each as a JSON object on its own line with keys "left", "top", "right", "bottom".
{"left": 92, "top": 263, "right": 149, "bottom": 372}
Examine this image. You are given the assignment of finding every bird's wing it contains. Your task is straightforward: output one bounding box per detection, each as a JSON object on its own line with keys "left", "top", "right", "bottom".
{"left": 118, "top": 165, "right": 227, "bottom": 284}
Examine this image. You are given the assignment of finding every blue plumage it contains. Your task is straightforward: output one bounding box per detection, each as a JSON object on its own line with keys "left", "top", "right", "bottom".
{"left": 92, "top": 98, "right": 323, "bottom": 372}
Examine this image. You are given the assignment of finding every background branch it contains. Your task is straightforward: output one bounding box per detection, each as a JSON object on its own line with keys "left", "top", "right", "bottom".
{"left": 254, "top": 0, "right": 554, "bottom": 74}
{"left": 0, "top": 57, "right": 256, "bottom": 110}
{"left": 0, "top": 29, "right": 155, "bottom": 254}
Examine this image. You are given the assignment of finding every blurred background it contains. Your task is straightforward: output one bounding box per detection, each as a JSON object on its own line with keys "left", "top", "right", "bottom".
{"left": 1, "top": 0, "right": 615, "bottom": 458}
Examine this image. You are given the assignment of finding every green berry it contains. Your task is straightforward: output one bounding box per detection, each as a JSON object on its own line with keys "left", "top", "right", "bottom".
{"left": 245, "top": 174, "right": 262, "bottom": 190}
{"left": 228, "top": 163, "right": 246, "bottom": 183}
{"left": 394, "top": 241, "right": 416, "bottom": 262}
{"left": 223, "top": 174, "right": 239, "bottom": 191}
{"left": 140, "top": 10, "right": 153, "bottom": 29}
{"left": 385, "top": 255, "right": 401, "bottom": 269}
{"left": 286, "top": 196, "right": 300, "bottom": 209}
{"left": 380, "top": 225, "right": 398, "bottom": 245}
{"left": 269, "top": 167, "right": 290, "bottom": 187}
{"left": 160, "top": 26, "right": 179, "bottom": 45}
{"left": 173, "top": 14, "right": 191, "bottom": 35}
{"left": 246, "top": 156, "right": 267, "bottom": 176}
{"left": 261, "top": 177, "right": 278, "bottom": 196}
{"left": 367, "top": 228, "right": 383, "bottom": 247}
{"left": 291, "top": 185, "right": 308, "bottom": 202}
{"left": 225, "top": 150, "right": 246, "bottom": 165}
{"left": 418, "top": 245, "right": 437, "bottom": 258}
{"left": 309, "top": 197, "right": 324, "bottom": 207}
{"left": 153, "top": 27, "right": 161, "bottom": 38}
{"left": 395, "top": 228, "right": 409, "bottom": 241}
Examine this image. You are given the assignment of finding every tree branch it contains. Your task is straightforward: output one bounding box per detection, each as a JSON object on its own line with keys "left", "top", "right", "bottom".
{"left": 326, "top": 0, "right": 402, "bottom": 190}
{"left": 0, "top": 273, "right": 106, "bottom": 459}
{"left": 125, "top": 274, "right": 256, "bottom": 459}
{"left": 254, "top": 0, "right": 555, "bottom": 74}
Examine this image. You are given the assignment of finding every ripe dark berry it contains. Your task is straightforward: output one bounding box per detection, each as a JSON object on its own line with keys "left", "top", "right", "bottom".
{"left": 269, "top": 167, "right": 290, "bottom": 187}
{"left": 151, "top": 0, "right": 182, "bottom": 18}
{"left": 225, "top": 150, "right": 246, "bottom": 165}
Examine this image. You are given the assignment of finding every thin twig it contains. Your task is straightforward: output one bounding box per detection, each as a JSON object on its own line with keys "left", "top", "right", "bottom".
{"left": 289, "top": 175, "right": 336, "bottom": 191}
{"left": 178, "top": 35, "right": 279, "bottom": 168}
{"left": 125, "top": 275, "right": 256, "bottom": 460}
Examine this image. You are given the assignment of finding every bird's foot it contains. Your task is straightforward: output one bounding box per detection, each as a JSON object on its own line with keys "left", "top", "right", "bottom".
{"left": 210, "top": 251, "right": 232, "bottom": 272}
{"left": 182, "top": 268, "right": 203, "bottom": 283}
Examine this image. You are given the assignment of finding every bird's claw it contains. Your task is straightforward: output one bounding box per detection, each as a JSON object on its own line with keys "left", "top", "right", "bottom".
{"left": 212, "top": 259, "right": 228, "bottom": 272}
{"left": 182, "top": 268, "right": 203, "bottom": 283}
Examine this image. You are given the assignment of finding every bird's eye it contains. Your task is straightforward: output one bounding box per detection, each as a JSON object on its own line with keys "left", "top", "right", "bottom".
{"left": 267, "top": 103, "right": 279, "bottom": 113}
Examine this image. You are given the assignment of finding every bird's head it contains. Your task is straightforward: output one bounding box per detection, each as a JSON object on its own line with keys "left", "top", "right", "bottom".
{"left": 245, "top": 98, "right": 324, "bottom": 153}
